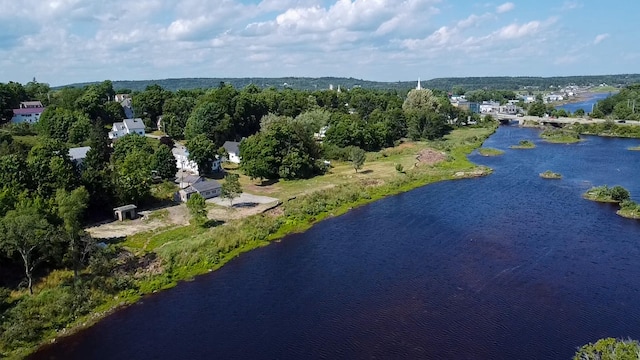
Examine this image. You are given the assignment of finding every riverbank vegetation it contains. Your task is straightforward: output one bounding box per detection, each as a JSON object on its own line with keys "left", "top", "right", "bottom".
{"left": 592, "top": 83, "right": 640, "bottom": 120}
{"left": 539, "top": 170, "right": 561, "bottom": 179}
{"left": 478, "top": 147, "right": 504, "bottom": 156}
{"left": 540, "top": 128, "right": 581, "bottom": 143}
{"left": 571, "top": 121, "right": 640, "bottom": 138}
{"left": 510, "top": 140, "right": 536, "bottom": 149}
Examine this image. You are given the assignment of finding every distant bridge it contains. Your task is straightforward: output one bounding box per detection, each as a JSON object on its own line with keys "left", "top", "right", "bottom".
{"left": 493, "top": 113, "right": 640, "bottom": 127}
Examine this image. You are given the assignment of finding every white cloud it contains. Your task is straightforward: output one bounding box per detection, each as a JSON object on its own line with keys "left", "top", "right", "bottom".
{"left": 496, "top": 21, "right": 541, "bottom": 39}
{"left": 560, "top": 1, "right": 582, "bottom": 11}
{"left": 496, "top": 2, "right": 515, "bottom": 14}
{"left": 593, "top": 33, "right": 609, "bottom": 45}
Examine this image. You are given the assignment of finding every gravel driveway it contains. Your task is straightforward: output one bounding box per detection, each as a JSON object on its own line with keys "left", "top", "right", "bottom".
{"left": 207, "top": 192, "right": 279, "bottom": 207}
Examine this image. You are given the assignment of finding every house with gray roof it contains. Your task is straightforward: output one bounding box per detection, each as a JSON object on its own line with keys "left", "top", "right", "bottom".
{"left": 69, "top": 146, "right": 91, "bottom": 168}
{"left": 223, "top": 141, "right": 241, "bottom": 164}
{"left": 178, "top": 179, "right": 222, "bottom": 202}
{"left": 109, "top": 118, "right": 146, "bottom": 139}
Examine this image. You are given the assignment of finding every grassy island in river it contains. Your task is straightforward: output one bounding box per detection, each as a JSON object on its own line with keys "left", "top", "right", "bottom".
{"left": 510, "top": 140, "right": 536, "bottom": 149}
{"left": 540, "top": 170, "right": 561, "bottom": 179}
{"left": 478, "top": 147, "right": 504, "bottom": 156}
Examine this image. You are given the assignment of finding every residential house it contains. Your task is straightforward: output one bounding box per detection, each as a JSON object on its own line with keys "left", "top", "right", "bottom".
{"left": 223, "top": 141, "right": 241, "bottom": 164}
{"left": 120, "top": 97, "right": 134, "bottom": 119}
{"left": 173, "top": 146, "right": 221, "bottom": 175}
{"left": 175, "top": 172, "right": 205, "bottom": 189}
{"left": 69, "top": 146, "right": 91, "bottom": 169}
{"left": 178, "top": 179, "right": 222, "bottom": 202}
{"left": 109, "top": 118, "right": 146, "bottom": 139}
{"left": 11, "top": 101, "right": 45, "bottom": 124}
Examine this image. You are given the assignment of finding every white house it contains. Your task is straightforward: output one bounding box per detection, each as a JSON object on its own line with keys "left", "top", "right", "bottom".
{"left": 223, "top": 141, "right": 241, "bottom": 164}
{"left": 11, "top": 101, "right": 45, "bottom": 124}
{"left": 173, "top": 145, "right": 221, "bottom": 175}
{"left": 109, "top": 118, "right": 146, "bottom": 139}
{"left": 178, "top": 180, "right": 222, "bottom": 202}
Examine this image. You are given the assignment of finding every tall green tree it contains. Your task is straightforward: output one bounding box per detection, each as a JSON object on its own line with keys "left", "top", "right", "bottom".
{"left": 27, "top": 139, "right": 77, "bottom": 198}
{"left": 185, "top": 134, "right": 218, "bottom": 176}
{"left": 221, "top": 173, "right": 242, "bottom": 206}
{"left": 241, "top": 118, "right": 321, "bottom": 180}
{"left": 152, "top": 145, "right": 178, "bottom": 179}
{"left": 186, "top": 193, "right": 207, "bottom": 226}
{"left": 0, "top": 201, "right": 56, "bottom": 294}
{"left": 56, "top": 187, "right": 91, "bottom": 279}
{"left": 349, "top": 147, "right": 366, "bottom": 173}
{"left": 113, "top": 150, "right": 152, "bottom": 205}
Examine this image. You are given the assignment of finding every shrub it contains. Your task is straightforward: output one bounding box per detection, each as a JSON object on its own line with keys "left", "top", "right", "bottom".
{"left": 611, "top": 186, "right": 631, "bottom": 202}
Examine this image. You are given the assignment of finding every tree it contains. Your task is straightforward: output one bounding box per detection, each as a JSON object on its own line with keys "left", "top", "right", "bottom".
{"left": 240, "top": 118, "right": 321, "bottom": 180}
{"left": 0, "top": 201, "right": 55, "bottom": 294}
{"left": 185, "top": 134, "right": 218, "bottom": 176}
{"left": 350, "top": 147, "right": 366, "bottom": 173}
{"left": 56, "top": 187, "right": 91, "bottom": 279}
{"left": 186, "top": 193, "right": 207, "bottom": 225}
{"left": 184, "top": 101, "right": 231, "bottom": 144}
{"left": 113, "top": 150, "right": 152, "bottom": 205}
{"left": 27, "top": 139, "right": 78, "bottom": 198}
{"left": 111, "top": 133, "right": 153, "bottom": 164}
{"left": 528, "top": 101, "right": 547, "bottom": 117}
{"left": 221, "top": 173, "right": 242, "bottom": 206}
{"left": 152, "top": 145, "right": 178, "bottom": 179}
{"left": 403, "top": 89, "right": 440, "bottom": 114}
{"left": 611, "top": 185, "right": 630, "bottom": 202}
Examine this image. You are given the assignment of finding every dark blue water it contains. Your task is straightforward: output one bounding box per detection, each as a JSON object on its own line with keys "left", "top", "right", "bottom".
{"left": 33, "top": 127, "right": 640, "bottom": 360}
{"left": 556, "top": 93, "right": 612, "bottom": 114}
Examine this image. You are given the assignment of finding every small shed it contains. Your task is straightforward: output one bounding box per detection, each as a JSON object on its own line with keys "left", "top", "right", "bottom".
{"left": 113, "top": 204, "right": 137, "bottom": 221}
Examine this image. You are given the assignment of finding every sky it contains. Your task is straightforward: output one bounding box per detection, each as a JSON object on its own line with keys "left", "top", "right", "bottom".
{"left": 0, "top": 0, "right": 637, "bottom": 86}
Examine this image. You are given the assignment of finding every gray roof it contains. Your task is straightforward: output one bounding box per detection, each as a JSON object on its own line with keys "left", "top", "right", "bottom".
{"left": 113, "top": 204, "right": 137, "bottom": 211}
{"left": 179, "top": 174, "right": 202, "bottom": 185}
{"left": 69, "top": 146, "right": 91, "bottom": 161}
{"left": 223, "top": 141, "right": 240, "bottom": 155}
{"left": 124, "top": 118, "right": 145, "bottom": 130}
{"left": 191, "top": 180, "right": 222, "bottom": 193}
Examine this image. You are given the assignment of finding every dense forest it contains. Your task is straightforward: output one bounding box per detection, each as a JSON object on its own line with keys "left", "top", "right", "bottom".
{"left": 58, "top": 74, "right": 640, "bottom": 92}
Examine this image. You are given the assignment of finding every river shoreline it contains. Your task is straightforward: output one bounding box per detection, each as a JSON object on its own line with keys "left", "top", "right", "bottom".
{"left": 19, "top": 126, "right": 498, "bottom": 359}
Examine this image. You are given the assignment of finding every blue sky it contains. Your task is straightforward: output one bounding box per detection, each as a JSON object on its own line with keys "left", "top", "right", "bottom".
{"left": 0, "top": 0, "right": 636, "bottom": 86}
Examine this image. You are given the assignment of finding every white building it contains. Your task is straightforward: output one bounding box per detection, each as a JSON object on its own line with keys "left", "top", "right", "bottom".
{"left": 11, "top": 101, "right": 45, "bottom": 124}
{"left": 223, "top": 141, "right": 241, "bottom": 164}
{"left": 479, "top": 101, "right": 500, "bottom": 113}
{"left": 173, "top": 145, "right": 221, "bottom": 175}
{"left": 108, "top": 118, "right": 146, "bottom": 139}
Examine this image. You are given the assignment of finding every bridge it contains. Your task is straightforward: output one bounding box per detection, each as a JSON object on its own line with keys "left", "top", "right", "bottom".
{"left": 493, "top": 113, "right": 640, "bottom": 127}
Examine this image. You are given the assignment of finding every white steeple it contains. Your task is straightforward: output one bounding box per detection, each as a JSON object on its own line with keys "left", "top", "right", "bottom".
{"left": 417, "top": 77, "right": 422, "bottom": 90}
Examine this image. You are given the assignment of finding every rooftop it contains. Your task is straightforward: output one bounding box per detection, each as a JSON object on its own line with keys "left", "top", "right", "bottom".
{"left": 223, "top": 141, "right": 240, "bottom": 154}
{"left": 123, "top": 118, "right": 145, "bottom": 130}
{"left": 69, "top": 146, "right": 91, "bottom": 161}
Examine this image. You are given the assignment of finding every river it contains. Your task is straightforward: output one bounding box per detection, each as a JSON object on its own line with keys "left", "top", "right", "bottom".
{"left": 33, "top": 126, "right": 640, "bottom": 359}
{"left": 555, "top": 92, "right": 612, "bottom": 114}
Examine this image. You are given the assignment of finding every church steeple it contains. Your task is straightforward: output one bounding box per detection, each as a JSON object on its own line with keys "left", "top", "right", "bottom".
{"left": 416, "top": 78, "right": 422, "bottom": 90}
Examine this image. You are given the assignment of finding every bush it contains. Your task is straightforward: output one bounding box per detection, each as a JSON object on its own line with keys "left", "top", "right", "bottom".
{"left": 611, "top": 186, "right": 631, "bottom": 202}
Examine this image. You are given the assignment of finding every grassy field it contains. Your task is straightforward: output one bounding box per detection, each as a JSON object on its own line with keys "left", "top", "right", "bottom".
{"left": 231, "top": 127, "right": 494, "bottom": 201}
